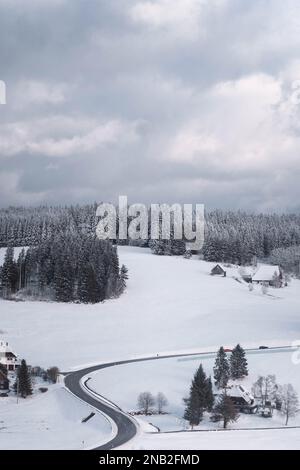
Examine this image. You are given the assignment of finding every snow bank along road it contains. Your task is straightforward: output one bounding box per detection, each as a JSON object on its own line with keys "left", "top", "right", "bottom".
{"left": 64, "top": 345, "right": 296, "bottom": 450}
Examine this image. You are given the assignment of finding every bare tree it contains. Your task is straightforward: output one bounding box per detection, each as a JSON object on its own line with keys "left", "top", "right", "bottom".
{"left": 279, "top": 384, "right": 299, "bottom": 425}
{"left": 47, "top": 366, "right": 60, "bottom": 384}
{"left": 252, "top": 375, "right": 277, "bottom": 406}
{"left": 261, "top": 283, "right": 269, "bottom": 295}
{"left": 137, "top": 392, "right": 155, "bottom": 415}
{"left": 213, "top": 393, "right": 239, "bottom": 429}
{"left": 157, "top": 392, "right": 168, "bottom": 414}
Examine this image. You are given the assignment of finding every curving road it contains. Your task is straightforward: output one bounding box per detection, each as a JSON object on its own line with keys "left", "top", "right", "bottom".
{"left": 64, "top": 345, "right": 294, "bottom": 450}
{"left": 64, "top": 363, "right": 137, "bottom": 450}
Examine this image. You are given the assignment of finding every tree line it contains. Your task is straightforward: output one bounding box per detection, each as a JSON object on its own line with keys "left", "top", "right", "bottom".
{"left": 1, "top": 206, "right": 300, "bottom": 267}
{"left": 0, "top": 233, "right": 128, "bottom": 303}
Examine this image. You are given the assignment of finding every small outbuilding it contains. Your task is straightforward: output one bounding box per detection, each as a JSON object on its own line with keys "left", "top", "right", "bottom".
{"left": 211, "top": 264, "right": 227, "bottom": 277}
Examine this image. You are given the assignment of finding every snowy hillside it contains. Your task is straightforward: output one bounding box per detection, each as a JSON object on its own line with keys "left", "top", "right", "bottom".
{"left": 0, "top": 383, "right": 113, "bottom": 450}
{"left": 122, "top": 427, "right": 300, "bottom": 450}
{"left": 0, "top": 247, "right": 299, "bottom": 370}
{"left": 1, "top": 246, "right": 300, "bottom": 449}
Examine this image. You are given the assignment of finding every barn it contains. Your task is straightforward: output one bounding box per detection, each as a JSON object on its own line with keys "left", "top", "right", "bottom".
{"left": 211, "top": 264, "right": 227, "bottom": 277}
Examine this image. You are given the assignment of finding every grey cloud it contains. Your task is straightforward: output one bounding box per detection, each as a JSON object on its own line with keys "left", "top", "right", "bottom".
{"left": 1, "top": 0, "right": 300, "bottom": 212}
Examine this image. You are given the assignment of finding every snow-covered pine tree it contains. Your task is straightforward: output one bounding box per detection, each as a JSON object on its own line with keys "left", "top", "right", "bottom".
{"left": 230, "top": 344, "right": 248, "bottom": 380}
{"left": 184, "top": 364, "right": 213, "bottom": 427}
{"left": 205, "top": 376, "right": 215, "bottom": 412}
{"left": 17, "top": 248, "right": 26, "bottom": 290}
{"left": 15, "top": 359, "right": 32, "bottom": 398}
{"left": 183, "top": 385, "right": 201, "bottom": 428}
{"left": 1, "top": 246, "right": 18, "bottom": 298}
{"left": 213, "top": 347, "right": 230, "bottom": 389}
{"left": 118, "top": 264, "right": 128, "bottom": 294}
{"left": 54, "top": 251, "right": 74, "bottom": 302}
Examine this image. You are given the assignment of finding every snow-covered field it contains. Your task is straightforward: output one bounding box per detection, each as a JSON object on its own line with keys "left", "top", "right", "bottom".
{"left": 1, "top": 246, "right": 300, "bottom": 449}
{"left": 0, "top": 382, "right": 113, "bottom": 450}
{"left": 122, "top": 427, "right": 300, "bottom": 450}
{"left": 1, "top": 247, "right": 300, "bottom": 370}
{"left": 88, "top": 348, "right": 300, "bottom": 432}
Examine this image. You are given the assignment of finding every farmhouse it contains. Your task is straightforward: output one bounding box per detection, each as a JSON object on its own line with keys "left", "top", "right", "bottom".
{"left": 211, "top": 264, "right": 227, "bottom": 277}
{"left": 252, "top": 265, "right": 283, "bottom": 287}
{"left": 0, "top": 341, "right": 19, "bottom": 371}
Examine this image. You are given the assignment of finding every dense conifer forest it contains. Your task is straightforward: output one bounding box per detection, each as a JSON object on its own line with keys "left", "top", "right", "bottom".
{"left": 1, "top": 205, "right": 300, "bottom": 290}
{"left": 0, "top": 232, "right": 128, "bottom": 303}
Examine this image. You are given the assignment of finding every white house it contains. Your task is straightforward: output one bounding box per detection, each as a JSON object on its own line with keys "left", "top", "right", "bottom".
{"left": 252, "top": 265, "right": 283, "bottom": 287}
{"left": 0, "top": 341, "right": 19, "bottom": 371}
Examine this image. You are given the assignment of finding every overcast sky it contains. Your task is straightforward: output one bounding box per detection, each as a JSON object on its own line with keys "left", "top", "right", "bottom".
{"left": 1, "top": 0, "right": 300, "bottom": 212}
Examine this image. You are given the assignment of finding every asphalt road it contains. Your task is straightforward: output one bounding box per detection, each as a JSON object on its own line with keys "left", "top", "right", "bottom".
{"left": 64, "top": 345, "right": 294, "bottom": 450}
{"left": 64, "top": 363, "right": 138, "bottom": 450}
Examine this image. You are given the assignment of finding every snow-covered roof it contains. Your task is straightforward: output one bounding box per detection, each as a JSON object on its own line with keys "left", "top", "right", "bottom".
{"left": 239, "top": 266, "right": 256, "bottom": 276}
{"left": 252, "top": 265, "right": 281, "bottom": 282}
{"left": 212, "top": 264, "right": 226, "bottom": 271}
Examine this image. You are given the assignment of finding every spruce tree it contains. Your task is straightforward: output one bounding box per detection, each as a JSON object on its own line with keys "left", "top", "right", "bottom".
{"left": 1, "top": 246, "right": 18, "bottom": 297}
{"left": 213, "top": 347, "right": 230, "bottom": 389}
{"left": 54, "top": 255, "right": 74, "bottom": 302}
{"left": 184, "top": 364, "right": 213, "bottom": 427}
{"left": 183, "top": 386, "right": 201, "bottom": 428}
{"left": 230, "top": 344, "right": 248, "bottom": 379}
{"left": 16, "top": 359, "right": 32, "bottom": 398}
{"left": 205, "top": 376, "right": 215, "bottom": 412}
{"left": 194, "top": 364, "right": 209, "bottom": 411}
{"left": 119, "top": 264, "right": 128, "bottom": 294}
{"left": 17, "top": 249, "right": 26, "bottom": 290}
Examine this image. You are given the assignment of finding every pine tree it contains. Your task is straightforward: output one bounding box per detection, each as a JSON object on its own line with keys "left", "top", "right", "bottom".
{"left": 183, "top": 386, "right": 201, "bottom": 428}
{"left": 17, "top": 248, "right": 26, "bottom": 290}
{"left": 118, "top": 264, "right": 128, "bottom": 294}
{"left": 214, "top": 347, "right": 230, "bottom": 389}
{"left": 15, "top": 359, "right": 32, "bottom": 398}
{"left": 213, "top": 393, "right": 239, "bottom": 429}
{"left": 184, "top": 364, "right": 213, "bottom": 427}
{"left": 1, "top": 246, "right": 18, "bottom": 298}
{"left": 230, "top": 344, "right": 248, "bottom": 379}
{"left": 194, "top": 364, "right": 210, "bottom": 411}
{"left": 54, "top": 253, "right": 74, "bottom": 302}
{"left": 205, "top": 376, "right": 215, "bottom": 412}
